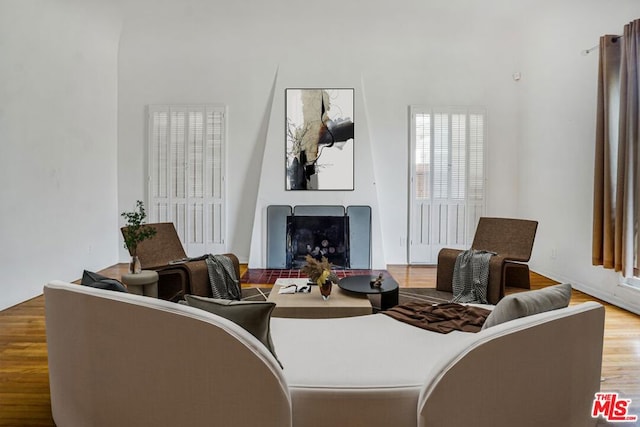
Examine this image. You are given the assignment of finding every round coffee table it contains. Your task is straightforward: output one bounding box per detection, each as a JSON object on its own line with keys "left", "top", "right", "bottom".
{"left": 338, "top": 274, "right": 399, "bottom": 311}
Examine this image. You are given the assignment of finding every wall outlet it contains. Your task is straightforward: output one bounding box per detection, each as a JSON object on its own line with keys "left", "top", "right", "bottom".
{"left": 550, "top": 248, "right": 557, "bottom": 260}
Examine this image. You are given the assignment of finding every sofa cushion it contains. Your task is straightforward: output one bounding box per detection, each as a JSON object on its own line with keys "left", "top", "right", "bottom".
{"left": 271, "top": 313, "right": 481, "bottom": 391}
{"left": 482, "top": 283, "right": 571, "bottom": 329}
{"left": 183, "top": 295, "right": 281, "bottom": 367}
{"left": 80, "top": 270, "right": 128, "bottom": 293}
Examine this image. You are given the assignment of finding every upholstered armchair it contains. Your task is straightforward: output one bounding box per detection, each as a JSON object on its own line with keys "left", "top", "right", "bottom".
{"left": 436, "top": 217, "right": 538, "bottom": 304}
{"left": 121, "top": 222, "right": 239, "bottom": 301}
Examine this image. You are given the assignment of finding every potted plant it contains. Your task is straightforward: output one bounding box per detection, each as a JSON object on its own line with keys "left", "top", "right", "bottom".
{"left": 301, "top": 254, "right": 339, "bottom": 300}
{"left": 121, "top": 200, "right": 156, "bottom": 274}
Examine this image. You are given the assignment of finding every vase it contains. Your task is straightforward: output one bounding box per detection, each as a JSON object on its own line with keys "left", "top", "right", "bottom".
{"left": 320, "top": 281, "right": 332, "bottom": 300}
{"left": 129, "top": 255, "right": 142, "bottom": 274}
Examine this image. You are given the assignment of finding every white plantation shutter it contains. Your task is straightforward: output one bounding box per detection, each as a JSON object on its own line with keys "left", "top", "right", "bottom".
{"left": 468, "top": 113, "right": 485, "bottom": 201}
{"left": 409, "top": 106, "right": 487, "bottom": 264}
{"left": 450, "top": 114, "right": 466, "bottom": 200}
{"left": 208, "top": 111, "right": 224, "bottom": 244}
{"left": 150, "top": 111, "right": 168, "bottom": 200}
{"left": 148, "top": 105, "right": 226, "bottom": 256}
{"left": 415, "top": 113, "right": 431, "bottom": 200}
{"left": 433, "top": 113, "right": 449, "bottom": 199}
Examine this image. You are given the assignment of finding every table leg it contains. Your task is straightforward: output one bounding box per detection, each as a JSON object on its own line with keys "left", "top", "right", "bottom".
{"left": 127, "top": 285, "right": 143, "bottom": 296}
{"left": 380, "top": 288, "right": 399, "bottom": 310}
{"left": 145, "top": 282, "right": 158, "bottom": 298}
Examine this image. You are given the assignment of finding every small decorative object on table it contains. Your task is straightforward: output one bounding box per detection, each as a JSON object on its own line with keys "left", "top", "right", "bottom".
{"left": 121, "top": 200, "right": 157, "bottom": 274}
{"left": 301, "top": 254, "right": 339, "bottom": 300}
{"left": 370, "top": 273, "right": 384, "bottom": 288}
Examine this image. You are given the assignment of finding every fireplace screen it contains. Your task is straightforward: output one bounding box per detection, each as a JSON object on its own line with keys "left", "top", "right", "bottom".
{"left": 286, "top": 215, "right": 349, "bottom": 268}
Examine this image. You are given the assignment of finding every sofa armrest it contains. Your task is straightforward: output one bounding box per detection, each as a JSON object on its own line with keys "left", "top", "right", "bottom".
{"left": 418, "top": 302, "right": 605, "bottom": 427}
{"left": 44, "top": 281, "right": 291, "bottom": 427}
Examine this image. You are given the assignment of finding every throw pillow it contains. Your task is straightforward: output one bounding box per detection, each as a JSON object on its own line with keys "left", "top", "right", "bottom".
{"left": 80, "top": 270, "right": 128, "bottom": 293}
{"left": 183, "top": 294, "right": 282, "bottom": 368}
{"left": 482, "top": 283, "right": 572, "bottom": 329}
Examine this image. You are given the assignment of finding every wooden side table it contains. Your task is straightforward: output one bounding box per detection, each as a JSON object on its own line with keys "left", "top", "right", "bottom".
{"left": 121, "top": 270, "right": 159, "bottom": 298}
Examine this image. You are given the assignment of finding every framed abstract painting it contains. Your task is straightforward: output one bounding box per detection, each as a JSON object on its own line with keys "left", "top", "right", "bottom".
{"left": 285, "top": 88, "right": 354, "bottom": 190}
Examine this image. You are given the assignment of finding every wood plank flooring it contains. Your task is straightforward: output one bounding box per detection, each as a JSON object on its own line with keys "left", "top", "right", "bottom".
{"left": 1, "top": 265, "right": 639, "bottom": 426}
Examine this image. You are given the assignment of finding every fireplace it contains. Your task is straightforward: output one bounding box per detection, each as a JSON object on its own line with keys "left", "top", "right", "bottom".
{"left": 286, "top": 215, "right": 349, "bottom": 268}
{"left": 266, "top": 205, "right": 371, "bottom": 269}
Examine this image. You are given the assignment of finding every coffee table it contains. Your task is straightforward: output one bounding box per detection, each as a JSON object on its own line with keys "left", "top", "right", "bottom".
{"left": 338, "top": 274, "right": 399, "bottom": 311}
{"left": 268, "top": 278, "right": 372, "bottom": 319}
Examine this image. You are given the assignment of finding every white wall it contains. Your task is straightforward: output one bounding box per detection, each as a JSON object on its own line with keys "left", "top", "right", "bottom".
{"left": 517, "top": 0, "right": 640, "bottom": 313}
{"left": 118, "top": 0, "right": 523, "bottom": 265}
{"left": 0, "top": 0, "right": 122, "bottom": 310}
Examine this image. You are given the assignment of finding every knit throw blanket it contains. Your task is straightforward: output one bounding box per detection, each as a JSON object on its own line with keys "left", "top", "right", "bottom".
{"left": 205, "top": 254, "right": 241, "bottom": 300}
{"left": 451, "top": 249, "right": 495, "bottom": 304}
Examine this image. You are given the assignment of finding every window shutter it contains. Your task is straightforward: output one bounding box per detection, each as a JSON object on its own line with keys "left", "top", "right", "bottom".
{"left": 468, "top": 113, "right": 485, "bottom": 200}
{"left": 415, "top": 113, "right": 431, "bottom": 200}
{"left": 150, "top": 111, "right": 168, "bottom": 201}
{"left": 409, "top": 106, "right": 487, "bottom": 263}
{"left": 433, "top": 113, "right": 449, "bottom": 199}
{"left": 450, "top": 113, "right": 466, "bottom": 200}
{"left": 148, "top": 105, "right": 226, "bottom": 255}
{"left": 207, "top": 110, "right": 224, "bottom": 244}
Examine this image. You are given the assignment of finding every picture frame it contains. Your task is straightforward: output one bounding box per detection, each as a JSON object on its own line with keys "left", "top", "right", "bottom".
{"left": 285, "top": 88, "right": 354, "bottom": 191}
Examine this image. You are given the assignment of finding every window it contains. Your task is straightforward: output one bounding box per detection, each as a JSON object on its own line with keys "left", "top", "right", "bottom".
{"left": 147, "top": 104, "right": 226, "bottom": 256}
{"left": 409, "top": 106, "right": 486, "bottom": 264}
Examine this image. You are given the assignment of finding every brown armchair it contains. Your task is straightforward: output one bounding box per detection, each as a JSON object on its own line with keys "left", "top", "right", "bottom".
{"left": 436, "top": 217, "right": 538, "bottom": 304}
{"left": 121, "top": 222, "right": 239, "bottom": 301}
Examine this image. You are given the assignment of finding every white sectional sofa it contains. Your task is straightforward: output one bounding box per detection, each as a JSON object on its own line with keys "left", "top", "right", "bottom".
{"left": 44, "top": 280, "right": 605, "bottom": 427}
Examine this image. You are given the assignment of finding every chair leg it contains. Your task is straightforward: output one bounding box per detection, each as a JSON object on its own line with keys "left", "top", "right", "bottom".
{"left": 504, "top": 263, "right": 531, "bottom": 289}
{"left": 157, "top": 269, "right": 189, "bottom": 300}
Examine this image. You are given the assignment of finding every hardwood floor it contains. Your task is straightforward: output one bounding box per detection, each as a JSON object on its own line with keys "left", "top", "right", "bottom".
{"left": 1, "top": 265, "right": 639, "bottom": 426}
{"left": 0, "top": 295, "right": 52, "bottom": 426}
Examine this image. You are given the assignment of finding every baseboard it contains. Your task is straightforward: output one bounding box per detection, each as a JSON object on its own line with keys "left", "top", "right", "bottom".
{"left": 532, "top": 268, "right": 640, "bottom": 315}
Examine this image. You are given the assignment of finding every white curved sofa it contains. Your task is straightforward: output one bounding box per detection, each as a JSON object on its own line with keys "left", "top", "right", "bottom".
{"left": 44, "top": 280, "right": 605, "bottom": 427}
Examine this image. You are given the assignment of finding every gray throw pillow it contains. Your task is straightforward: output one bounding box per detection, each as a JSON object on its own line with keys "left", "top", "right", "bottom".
{"left": 80, "top": 270, "right": 128, "bottom": 293}
{"left": 183, "top": 295, "right": 282, "bottom": 368}
{"left": 482, "top": 283, "right": 572, "bottom": 329}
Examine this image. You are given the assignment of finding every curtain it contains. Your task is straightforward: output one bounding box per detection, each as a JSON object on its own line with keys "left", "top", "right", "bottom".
{"left": 592, "top": 20, "right": 640, "bottom": 277}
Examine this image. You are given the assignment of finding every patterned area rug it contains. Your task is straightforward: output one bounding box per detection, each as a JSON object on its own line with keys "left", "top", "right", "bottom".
{"left": 398, "top": 288, "right": 453, "bottom": 305}
{"left": 241, "top": 287, "right": 271, "bottom": 301}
